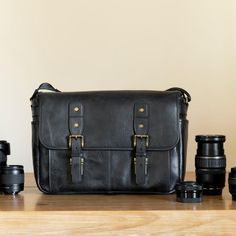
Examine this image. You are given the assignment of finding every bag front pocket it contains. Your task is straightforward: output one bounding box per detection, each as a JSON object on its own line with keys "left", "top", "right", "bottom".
{"left": 49, "top": 150, "right": 109, "bottom": 193}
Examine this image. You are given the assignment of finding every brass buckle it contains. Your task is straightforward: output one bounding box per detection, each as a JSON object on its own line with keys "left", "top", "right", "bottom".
{"left": 133, "top": 135, "right": 149, "bottom": 147}
{"left": 69, "top": 135, "right": 84, "bottom": 148}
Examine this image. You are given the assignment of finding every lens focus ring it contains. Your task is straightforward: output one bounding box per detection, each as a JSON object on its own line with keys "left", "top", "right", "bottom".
{"left": 195, "top": 157, "right": 226, "bottom": 168}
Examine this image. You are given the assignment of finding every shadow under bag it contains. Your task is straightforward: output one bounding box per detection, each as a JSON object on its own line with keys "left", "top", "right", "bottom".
{"left": 30, "top": 83, "right": 191, "bottom": 194}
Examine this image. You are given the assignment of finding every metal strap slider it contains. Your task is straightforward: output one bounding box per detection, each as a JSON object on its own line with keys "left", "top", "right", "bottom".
{"left": 133, "top": 135, "right": 149, "bottom": 147}
{"left": 68, "top": 135, "right": 84, "bottom": 148}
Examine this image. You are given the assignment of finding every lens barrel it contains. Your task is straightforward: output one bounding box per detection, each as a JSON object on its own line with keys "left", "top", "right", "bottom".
{"left": 195, "top": 135, "right": 226, "bottom": 195}
{"left": 229, "top": 167, "right": 236, "bottom": 201}
{"left": 0, "top": 141, "right": 10, "bottom": 166}
{"left": 0, "top": 165, "right": 24, "bottom": 194}
{"left": 176, "top": 181, "right": 203, "bottom": 203}
{"left": 0, "top": 141, "right": 24, "bottom": 194}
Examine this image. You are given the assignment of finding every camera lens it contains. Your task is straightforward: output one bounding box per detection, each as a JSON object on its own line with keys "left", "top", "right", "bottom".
{"left": 176, "top": 181, "right": 203, "bottom": 203}
{"left": 0, "top": 141, "right": 24, "bottom": 194}
{"left": 0, "top": 141, "right": 10, "bottom": 166}
{"left": 195, "top": 135, "right": 226, "bottom": 195}
{"left": 0, "top": 165, "right": 24, "bottom": 194}
{"left": 228, "top": 167, "right": 236, "bottom": 201}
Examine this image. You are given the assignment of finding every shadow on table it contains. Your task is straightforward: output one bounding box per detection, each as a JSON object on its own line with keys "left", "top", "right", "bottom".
{"left": 32, "top": 192, "right": 232, "bottom": 211}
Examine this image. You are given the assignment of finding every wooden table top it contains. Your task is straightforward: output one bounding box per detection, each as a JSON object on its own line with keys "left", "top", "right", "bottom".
{"left": 0, "top": 172, "right": 236, "bottom": 235}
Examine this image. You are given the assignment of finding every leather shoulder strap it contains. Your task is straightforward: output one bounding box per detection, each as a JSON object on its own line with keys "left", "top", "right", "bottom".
{"left": 166, "top": 87, "right": 191, "bottom": 103}
{"left": 30, "top": 83, "right": 60, "bottom": 100}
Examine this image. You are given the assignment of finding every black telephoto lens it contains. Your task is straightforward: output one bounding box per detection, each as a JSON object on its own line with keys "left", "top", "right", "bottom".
{"left": 228, "top": 167, "right": 236, "bottom": 201}
{"left": 195, "top": 135, "right": 226, "bottom": 195}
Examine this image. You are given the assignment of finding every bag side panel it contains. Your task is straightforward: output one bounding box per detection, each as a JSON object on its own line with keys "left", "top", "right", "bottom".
{"left": 178, "top": 95, "right": 189, "bottom": 183}
{"left": 179, "top": 119, "right": 189, "bottom": 182}
{"left": 32, "top": 121, "right": 51, "bottom": 193}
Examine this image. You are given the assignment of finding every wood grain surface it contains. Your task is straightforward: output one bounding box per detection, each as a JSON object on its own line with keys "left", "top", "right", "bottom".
{"left": 0, "top": 173, "right": 235, "bottom": 235}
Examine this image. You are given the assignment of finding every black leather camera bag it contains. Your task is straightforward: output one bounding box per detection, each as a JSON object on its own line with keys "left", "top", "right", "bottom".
{"left": 31, "top": 83, "right": 191, "bottom": 194}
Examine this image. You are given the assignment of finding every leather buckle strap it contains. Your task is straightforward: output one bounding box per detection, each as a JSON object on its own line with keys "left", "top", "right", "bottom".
{"left": 68, "top": 103, "right": 84, "bottom": 184}
{"left": 133, "top": 135, "right": 149, "bottom": 184}
{"left": 69, "top": 136, "right": 84, "bottom": 183}
{"left": 133, "top": 103, "right": 150, "bottom": 185}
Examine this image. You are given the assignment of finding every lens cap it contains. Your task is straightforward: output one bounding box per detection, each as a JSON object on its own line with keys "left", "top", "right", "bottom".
{"left": 176, "top": 181, "right": 203, "bottom": 203}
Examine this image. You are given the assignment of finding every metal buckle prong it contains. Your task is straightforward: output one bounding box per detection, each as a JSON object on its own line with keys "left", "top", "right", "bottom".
{"left": 69, "top": 135, "right": 84, "bottom": 148}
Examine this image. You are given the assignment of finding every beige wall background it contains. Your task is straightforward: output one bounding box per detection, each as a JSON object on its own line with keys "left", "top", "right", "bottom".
{"left": 0, "top": 0, "right": 236, "bottom": 172}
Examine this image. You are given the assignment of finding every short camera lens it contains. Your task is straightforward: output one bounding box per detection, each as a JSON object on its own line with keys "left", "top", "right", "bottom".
{"left": 0, "top": 141, "right": 24, "bottom": 194}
